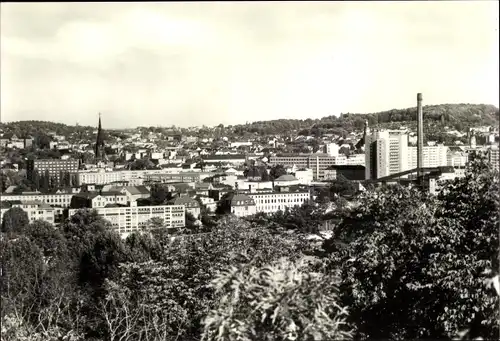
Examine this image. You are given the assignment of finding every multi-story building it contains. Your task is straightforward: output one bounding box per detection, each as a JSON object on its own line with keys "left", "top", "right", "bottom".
{"left": 0, "top": 192, "right": 75, "bottom": 207}
{"left": 408, "top": 145, "right": 449, "bottom": 169}
{"left": 325, "top": 143, "right": 339, "bottom": 157}
{"left": 74, "top": 169, "right": 167, "bottom": 186}
{"left": 293, "top": 168, "right": 314, "bottom": 185}
{"left": 1, "top": 200, "right": 55, "bottom": 223}
{"left": 365, "top": 130, "right": 409, "bottom": 180}
{"left": 248, "top": 187, "right": 310, "bottom": 214}
{"left": 201, "top": 154, "right": 247, "bottom": 165}
{"left": 447, "top": 147, "right": 468, "bottom": 168}
{"left": 68, "top": 203, "right": 185, "bottom": 237}
{"left": 489, "top": 145, "right": 499, "bottom": 171}
{"left": 70, "top": 192, "right": 128, "bottom": 209}
{"left": 269, "top": 154, "right": 340, "bottom": 180}
{"left": 27, "top": 159, "right": 80, "bottom": 182}
{"left": 144, "top": 172, "right": 213, "bottom": 184}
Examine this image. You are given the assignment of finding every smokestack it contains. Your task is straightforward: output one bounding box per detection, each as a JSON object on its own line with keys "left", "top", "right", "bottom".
{"left": 417, "top": 93, "right": 424, "bottom": 180}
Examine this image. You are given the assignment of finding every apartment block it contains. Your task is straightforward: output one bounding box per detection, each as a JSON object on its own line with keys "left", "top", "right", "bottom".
{"left": 365, "top": 130, "right": 408, "bottom": 180}
{"left": 268, "top": 154, "right": 344, "bottom": 180}
{"left": 67, "top": 203, "right": 185, "bottom": 237}
{"left": 408, "top": 145, "right": 449, "bottom": 169}
{"left": 27, "top": 159, "right": 80, "bottom": 181}
{"left": 74, "top": 169, "right": 167, "bottom": 186}
{"left": 489, "top": 145, "right": 499, "bottom": 171}
{"left": 1, "top": 193, "right": 74, "bottom": 208}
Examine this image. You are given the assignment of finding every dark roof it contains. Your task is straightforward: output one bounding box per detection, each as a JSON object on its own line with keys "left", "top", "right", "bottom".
{"left": 202, "top": 154, "right": 246, "bottom": 160}
{"left": 169, "top": 196, "right": 200, "bottom": 207}
{"left": 125, "top": 185, "right": 150, "bottom": 195}
{"left": 326, "top": 165, "right": 366, "bottom": 171}
{"left": 226, "top": 193, "right": 255, "bottom": 206}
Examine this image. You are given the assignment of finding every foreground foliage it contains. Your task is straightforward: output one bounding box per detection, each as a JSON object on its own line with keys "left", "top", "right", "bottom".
{"left": 1, "top": 158, "right": 499, "bottom": 340}
{"left": 202, "top": 256, "right": 352, "bottom": 341}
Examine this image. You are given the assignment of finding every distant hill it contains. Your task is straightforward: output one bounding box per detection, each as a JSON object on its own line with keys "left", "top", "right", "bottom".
{"left": 231, "top": 103, "right": 499, "bottom": 136}
{"left": 1, "top": 104, "right": 498, "bottom": 140}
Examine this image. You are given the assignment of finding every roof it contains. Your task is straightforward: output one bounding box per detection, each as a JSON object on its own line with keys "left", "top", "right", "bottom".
{"left": 326, "top": 165, "right": 366, "bottom": 171}
{"left": 170, "top": 196, "right": 200, "bottom": 207}
{"left": 202, "top": 154, "right": 246, "bottom": 160}
{"left": 228, "top": 193, "right": 255, "bottom": 206}
{"left": 124, "top": 185, "right": 150, "bottom": 195}
{"left": 275, "top": 174, "right": 297, "bottom": 181}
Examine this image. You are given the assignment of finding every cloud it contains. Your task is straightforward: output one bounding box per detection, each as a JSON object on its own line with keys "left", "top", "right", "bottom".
{"left": 1, "top": 2, "right": 498, "bottom": 128}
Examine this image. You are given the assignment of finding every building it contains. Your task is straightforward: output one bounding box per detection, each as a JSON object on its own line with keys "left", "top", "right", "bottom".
{"left": 95, "top": 113, "right": 107, "bottom": 161}
{"left": 201, "top": 154, "right": 247, "bottom": 165}
{"left": 70, "top": 192, "right": 128, "bottom": 209}
{"left": 1, "top": 200, "right": 55, "bottom": 224}
{"left": 325, "top": 143, "right": 339, "bottom": 157}
{"left": 447, "top": 147, "right": 468, "bottom": 168}
{"left": 489, "top": 145, "right": 499, "bottom": 171}
{"left": 67, "top": 203, "right": 185, "bottom": 237}
{"left": 365, "top": 129, "right": 409, "bottom": 180}
{"left": 293, "top": 168, "right": 314, "bottom": 185}
{"left": 75, "top": 169, "right": 168, "bottom": 186}
{"left": 169, "top": 196, "right": 201, "bottom": 218}
{"left": 111, "top": 186, "right": 151, "bottom": 203}
{"left": 274, "top": 174, "right": 300, "bottom": 187}
{"left": 408, "top": 145, "right": 448, "bottom": 169}
{"left": 27, "top": 159, "right": 80, "bottom": 182}
{"left": 324, "top": 165, "right": 366, "bottom": 181}
{"left": 219, "top": 193, "right": 257, "bottom": 217}
{"left": 0, "top": 192, "right": 74, "bottom": 208}
{"left": 144, "top": 171, "right": 213, "bottom": 184}
{"left": 269, "top": 154, "right": 339, "bottom": 180}
{"left": 247, "top": 187, "right": 310, "bottom": 214}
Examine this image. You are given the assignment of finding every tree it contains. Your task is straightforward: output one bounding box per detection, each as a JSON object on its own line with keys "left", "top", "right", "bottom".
{"left": 269, "top": 165, "right": 287, "bottom": 181}
{"left": 202, "top": 255, "right": 353, "bottom": 341}
{"left": 322, "top": 158, "right": 499, "bottom": 340}
{"left": 1, "top": 207, "right": 29, "bottom": 235}
{"left": 330, "top": 174, "right": 358, "bottom": 198}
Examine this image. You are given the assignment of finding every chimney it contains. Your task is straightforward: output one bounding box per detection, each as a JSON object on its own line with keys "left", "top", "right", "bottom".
{"left": 417, "top": 93, "right": 424, "bottom": 180}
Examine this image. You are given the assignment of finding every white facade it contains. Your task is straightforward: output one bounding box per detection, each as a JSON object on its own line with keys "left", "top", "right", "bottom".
{"left": 248, "top": 191, "right": 310, "bottom": 214}
{"left": 0, "top": 193, "right": 74, "bottom": 208}
{"left": 365, "top": 130, "right": 408, "bottom": 179}
{"left": 408, "top": 145, "right": 449, "bottom": 169}
{"left": 1, "top": 201, "right": 55, "bottom": 224}
{"left": 230, "top": 141, "right": 253, "bottom": 148}
{"left": 68, "top": 204, "right": 185, "bottom": 237}
{"left": 294, "top": 169, "right": 314, "bottom": 185}
{"left": 346, "top": 154, "right": 365, "bottom": 166}
{"left": 325, "top": 143, "right": 339, "bottom": 157}
{"left": 75, "top": 169, "right": 166, "bottom": 186}
{"left": 489, "top": 145, "right": 499, "bottom": 171}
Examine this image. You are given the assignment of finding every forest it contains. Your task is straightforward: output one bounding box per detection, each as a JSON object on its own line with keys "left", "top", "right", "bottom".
{"left": 2, "top": 103, "right": 498, "bottom": 141}
{"left": 1, "top": 157, "right": 499, "bottom": 341}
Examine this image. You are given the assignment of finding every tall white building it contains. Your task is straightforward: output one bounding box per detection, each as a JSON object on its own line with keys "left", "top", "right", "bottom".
{"left": 489, "top": 145, "right": 499, "bottom": 171}
{"left": 365, "top": 129, "right": 409, "bottom": 180}
{"left": 408, "top": 145, "right": 449, "bottom": 169}
{"left": 325, "top": 143, "right": 339, "bottom": 157}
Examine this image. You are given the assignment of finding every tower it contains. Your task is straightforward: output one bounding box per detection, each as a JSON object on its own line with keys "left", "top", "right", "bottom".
{"left": 95, "top": 113, "right": 106, "bottom": 161}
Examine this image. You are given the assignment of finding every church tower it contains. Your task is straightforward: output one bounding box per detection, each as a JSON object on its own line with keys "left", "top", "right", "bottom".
{"left": 95, "top": 113, "right": 106, "bottom": 161}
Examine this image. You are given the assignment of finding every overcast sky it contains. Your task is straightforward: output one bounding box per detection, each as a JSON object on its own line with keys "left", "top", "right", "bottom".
{"left": 1, "top": 2, "right": 498, "bottom": 129}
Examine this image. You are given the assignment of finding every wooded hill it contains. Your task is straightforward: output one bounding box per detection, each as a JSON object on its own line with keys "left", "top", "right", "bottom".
{"left": 1, "top": 103, "right": 498, "bottom": 139}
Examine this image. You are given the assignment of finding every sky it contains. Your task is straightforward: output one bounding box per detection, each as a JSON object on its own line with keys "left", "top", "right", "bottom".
{"left": 1, "top": 1, "right": 499, "bottom": 129}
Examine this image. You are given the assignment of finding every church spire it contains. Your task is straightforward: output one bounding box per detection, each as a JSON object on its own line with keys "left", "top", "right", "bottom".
{"left": 95, "top": 113, "right": 106, "bottom": 161}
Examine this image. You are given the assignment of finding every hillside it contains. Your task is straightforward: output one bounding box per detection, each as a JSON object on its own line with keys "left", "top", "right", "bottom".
{"left": 1, "top": 104, "right": 498, "bottom": 139}
{"left": 231, "top": 103, "right": 499, "bottom": 136}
